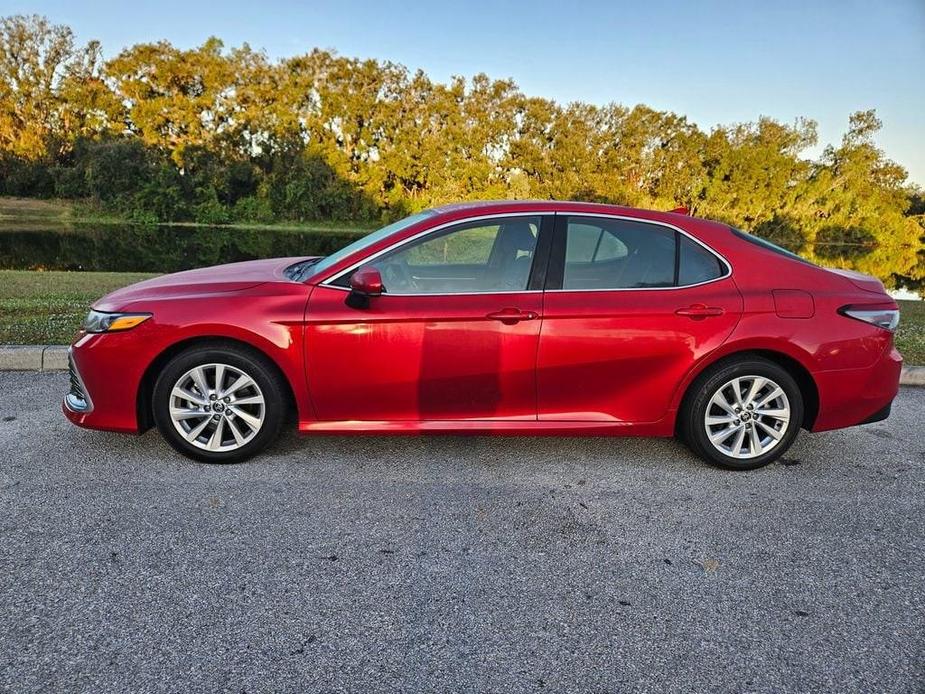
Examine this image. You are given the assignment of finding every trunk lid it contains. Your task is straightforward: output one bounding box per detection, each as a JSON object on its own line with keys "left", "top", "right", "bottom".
{"left": 826, "top": 268, "right": 888, "bottom": 295}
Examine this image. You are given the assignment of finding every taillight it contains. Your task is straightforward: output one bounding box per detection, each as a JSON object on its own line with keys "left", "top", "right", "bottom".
{"left": 838, "top": 304, "right": 900, "bottom": 332}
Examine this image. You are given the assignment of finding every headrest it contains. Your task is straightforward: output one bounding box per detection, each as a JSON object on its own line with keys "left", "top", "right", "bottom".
{"left": 502, "top": 222, "right": 537, "bottom": 251}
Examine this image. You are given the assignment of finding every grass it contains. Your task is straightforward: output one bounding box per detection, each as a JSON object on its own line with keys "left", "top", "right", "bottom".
{"left": 0, "top": 197, "right": 72, "bottom": 220}
{"left": 0, "top": 269, "right": 922, "bottom": 365}
{"left": 0, "top": 270, "right": 158, "bottom": 344}
{"left": 0, "top": 197, "right": 77, "bottom": 232}
{"left": 897, "top": 299, "right": 925, "bottom": 365}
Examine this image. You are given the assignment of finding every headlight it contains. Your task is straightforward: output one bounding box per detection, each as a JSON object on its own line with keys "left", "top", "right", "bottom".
{"left": 82, "top": 310, "right": 152, "bottom": 333}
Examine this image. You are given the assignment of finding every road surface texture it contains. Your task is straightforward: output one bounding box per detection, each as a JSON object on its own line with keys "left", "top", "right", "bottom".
{"left": 1, "top": 372, "right": 923, "bottom": 693}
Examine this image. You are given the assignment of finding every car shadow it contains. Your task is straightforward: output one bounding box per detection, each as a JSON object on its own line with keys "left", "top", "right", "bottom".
{"left": 58, "top": 415, "right": 844, "bottom": 476}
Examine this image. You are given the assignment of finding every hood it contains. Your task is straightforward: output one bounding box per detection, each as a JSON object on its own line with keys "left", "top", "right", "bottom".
{"left": 94, "top": 257, "right": 315, "bottom": 311}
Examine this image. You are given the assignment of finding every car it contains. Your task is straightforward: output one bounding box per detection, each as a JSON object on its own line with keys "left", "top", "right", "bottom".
{"left": 63, "top": 200, "right": 903, "bottom": 470}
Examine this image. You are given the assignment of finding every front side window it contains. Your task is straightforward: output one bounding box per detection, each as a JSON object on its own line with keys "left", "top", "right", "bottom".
{"left": 563, "top": 218, "right": 676, "bottom": 290}
{"left": 343, "top": 216, "right": 541, "bottom": 294}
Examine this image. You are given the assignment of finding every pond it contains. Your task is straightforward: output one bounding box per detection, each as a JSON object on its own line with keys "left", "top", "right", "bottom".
{"left": 2, "top": 222, "right": 922, "bottom": 300}
{"left": 0, "top": 224, "right": 367, "bottom": 273}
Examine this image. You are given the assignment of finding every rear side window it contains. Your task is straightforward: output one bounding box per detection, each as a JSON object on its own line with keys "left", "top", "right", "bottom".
{"left": 554, "top": 216, "right": 727, "bottom": 290}
{"left": 562, "top": 218, "right": 676, "bottom": 290}
{"left": 565, "top": 223, "right": 628, "bottom": 263}
{"left": 678, "top": 235, "right": 725, "bottom": 285}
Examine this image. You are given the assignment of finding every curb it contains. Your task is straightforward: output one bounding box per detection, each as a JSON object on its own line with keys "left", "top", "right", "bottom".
{"left": 1, "top": 345, "right": 924, "bottom": 386}
{"left": 902, "top": 366, "right": 925, "bottom": 386}
{"left": 0, "top": 345, "right": 69, "bottom": 372}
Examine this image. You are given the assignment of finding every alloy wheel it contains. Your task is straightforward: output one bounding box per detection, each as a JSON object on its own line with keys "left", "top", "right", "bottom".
{"left": 703, "top": 375, "right": 791, "bottom": 460}
{"left": 168, "top": 363, "right": 266, "bottom": 452}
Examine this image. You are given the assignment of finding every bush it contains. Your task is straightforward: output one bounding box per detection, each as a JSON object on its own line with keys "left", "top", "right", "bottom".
{"left": 193, "top": 194, "right": 231, "bottom": 225}
{"left": 80, "top": 139, "right": 151, "bottom": 202}
{"left": 0, "top": 158, "right": 54, "bottom": 197}
{"left": 222, "top": 161, "right": 259, "bottom": 205}
{"left": 128, "top": 172, "right": 188, "bottom": 223}
{"left": 126, "top": 208, "right": 159, "bottom": 226}
{"left": 50, "top": 163, "right": 86, "bottom": 198}
{"left": 232, "top": 195, "right": 274, "bottom": 224}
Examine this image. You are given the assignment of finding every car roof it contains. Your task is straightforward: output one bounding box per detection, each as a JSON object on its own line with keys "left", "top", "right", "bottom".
{"left": 429, "top": 199, "right": 633, "bottom": 215}
{"left": 425, "top": 199, "right": 731, "bottom": 239}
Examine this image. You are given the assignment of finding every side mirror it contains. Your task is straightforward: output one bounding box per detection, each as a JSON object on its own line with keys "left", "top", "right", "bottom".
{"left": 346, "top": 266, "right": 383, "bottom": 309}
{"left": 350, "top": 266, "right": 383, "bottom": 296}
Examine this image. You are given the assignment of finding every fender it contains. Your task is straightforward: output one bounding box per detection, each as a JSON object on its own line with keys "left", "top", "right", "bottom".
{"left": 666, "top": 335, "right": 818, "bottom": 419}
{"left": 148, "top": 322, "right": 311, "bottom": 416}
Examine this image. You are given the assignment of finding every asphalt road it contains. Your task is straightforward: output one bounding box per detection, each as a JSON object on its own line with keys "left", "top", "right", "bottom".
{"left": 1, "top": 372, "right": 923, "bottom": 693}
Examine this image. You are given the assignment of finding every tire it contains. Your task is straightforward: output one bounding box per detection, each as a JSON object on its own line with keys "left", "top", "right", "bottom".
{"left": 152, "top": 342, "right": 289, "bottom": 463}
{"left": 679, "top": 357, "right": 804, "bottom": 470}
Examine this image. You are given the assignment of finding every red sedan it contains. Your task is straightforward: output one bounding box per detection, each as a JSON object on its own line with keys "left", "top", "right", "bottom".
{"left": 63, "top": 201, "right": 903, "bottom": 470}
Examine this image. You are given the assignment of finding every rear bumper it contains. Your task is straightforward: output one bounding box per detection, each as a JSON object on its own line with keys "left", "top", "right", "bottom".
{"left": 859, "top": 400, "right": 892, "bottom": 425}
{"left": 811, "top": 346, "right": 902, "bottom": 432}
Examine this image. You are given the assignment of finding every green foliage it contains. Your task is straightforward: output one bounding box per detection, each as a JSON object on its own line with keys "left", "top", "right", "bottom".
{"left": 232, "top": 195, "right": 274, "bottom": 224}
{"left": 129, "top": 164, "right": 187, "bottom": 222}
{"left": 0, "top": 15, "right": 922, "bottom": 289}
{"left": 126, "top": 207, "right": 159, "bottom": 226}
{"left": 753, "top": 216, "right": 807, "bottom": 253}
{"left": 192, "top": 191, "right": 231, "bottom": 225}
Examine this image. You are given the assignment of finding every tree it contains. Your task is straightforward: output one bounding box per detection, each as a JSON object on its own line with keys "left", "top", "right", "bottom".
{"left": 0, "top": 15, "right": 921, "bottom": 289}
{"left": 0, "top": 15, "right": 75, "bottom": 159}
{"left": 799, "top": 111, "right": 921, "bottom": 285}
{"left": 104, "top": 37, "right": 248, "bottom": 166}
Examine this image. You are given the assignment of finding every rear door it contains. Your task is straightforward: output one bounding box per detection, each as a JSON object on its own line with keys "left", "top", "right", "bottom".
{"left": 537, "top": 214, "right": 742, "bottom": 423}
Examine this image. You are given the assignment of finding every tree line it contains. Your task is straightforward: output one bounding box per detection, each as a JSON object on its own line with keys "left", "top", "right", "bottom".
{"left": 0, "top": 14, "right": 922, "bottom": 287}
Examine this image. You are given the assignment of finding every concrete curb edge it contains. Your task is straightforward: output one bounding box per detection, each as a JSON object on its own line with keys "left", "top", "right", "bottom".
{"left": 901, "top": 365, "right": 925, "bottom": 386}
{"left": 1, "top": 344, "right": 923, "bottom": 386}
{"left": 0, "top": 345, "right": 69, "bottom": 372}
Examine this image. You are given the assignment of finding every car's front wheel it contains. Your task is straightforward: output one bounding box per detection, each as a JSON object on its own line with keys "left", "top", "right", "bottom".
{"left": 681, "top": 357, "right": 804, "bottom": 470}
{"left": 152, "top": 343, "right": 288, "bottom": 463}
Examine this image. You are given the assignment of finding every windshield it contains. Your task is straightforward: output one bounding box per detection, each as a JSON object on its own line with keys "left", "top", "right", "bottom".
{"left": 309, "top": 210, "right": 437, "bottom": 277}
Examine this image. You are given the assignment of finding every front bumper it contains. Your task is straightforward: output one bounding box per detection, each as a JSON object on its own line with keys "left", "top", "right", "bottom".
{"left": 62, "top": 330, "right": 153, "bottom": 434}
{"left": 64, "top": 348, "right": 93, "bottom": 414}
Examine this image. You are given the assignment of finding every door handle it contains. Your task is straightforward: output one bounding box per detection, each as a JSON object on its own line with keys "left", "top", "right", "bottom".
{"left": 675, "top": 304, "right": 725, "bottom": 318}
{"left": 486, "top": 308, "right": 538, "bottom": 324}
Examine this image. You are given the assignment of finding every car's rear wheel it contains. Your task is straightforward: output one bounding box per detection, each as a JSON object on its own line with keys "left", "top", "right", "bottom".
{"left": 152, "top": 343, "right": 288, "bottom": 463}
{"left": 681, "top": 357, "right": 803, "bottom": 470}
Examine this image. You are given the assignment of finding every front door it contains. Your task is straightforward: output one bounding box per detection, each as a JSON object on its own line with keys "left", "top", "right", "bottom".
{"left": 537, "top": 214, "right": 743, "bottom": 423}
{"left": 305, "top": 215, "right": 551, "bottom": 421}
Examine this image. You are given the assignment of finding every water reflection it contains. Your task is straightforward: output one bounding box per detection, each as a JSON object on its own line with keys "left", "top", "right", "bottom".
{"left": 0, "top": 224, "right": 364, "bottom": 273}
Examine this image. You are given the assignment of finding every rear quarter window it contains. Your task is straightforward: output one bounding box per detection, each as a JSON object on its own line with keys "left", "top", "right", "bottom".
{"left": 678, "top": 235, "right": 725, "bottom": 285}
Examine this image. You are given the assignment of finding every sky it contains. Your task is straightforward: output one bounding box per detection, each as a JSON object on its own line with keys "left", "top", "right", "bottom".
{"left": 10, "top": 0, "right": 925, "bottom": 185}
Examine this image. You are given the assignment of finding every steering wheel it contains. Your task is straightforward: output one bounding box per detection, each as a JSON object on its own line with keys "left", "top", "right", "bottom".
{"left": 378, "top": 260, "right": 418, "bottom": 293}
